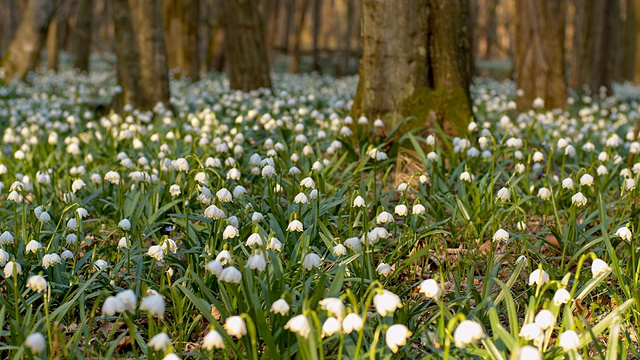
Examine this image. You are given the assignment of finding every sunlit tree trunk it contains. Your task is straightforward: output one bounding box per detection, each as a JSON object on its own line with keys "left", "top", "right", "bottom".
{"left": 515, "top": 0, "right": 567, "bottom": 109}
{"left": 46, "top": 2, "right": 59, "bottom": 71}
{"left": 1, "top": 0, "right": 54, "bottom": 80}
{"left": 71, "top": 0, "right": 92, "bottom": 72}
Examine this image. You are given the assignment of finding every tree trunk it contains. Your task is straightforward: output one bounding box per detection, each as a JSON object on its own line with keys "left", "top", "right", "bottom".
{"left": 342, "top": 0, "right": 355, "bottom": 74}
{"left": 312, "top": 0, "right": 323, "bottom": 72}
{"left": 515, "top": 0, "right": 567, "bottom": 109}
{"left": 620, "top": 0, "right": 636, "bottom": 81}
{"left": 635, "top": 0, "right": 640, "bottom": 82}
{"left": 352, "top": 0, "right": 430, "bottom": 129}
{"left": 164, "top": 0, "right": 200, "bottom": 80}
{"left": 484, "top": 0, "right": 498, "bottom": 59}
{"left": 221, "top": 0, "right": 272, "bottom": 91}
{"left": 71, "top": 0, "right": 92, "bottom": 72}
{"left": 46, "top": 4, "right": 59, "bottom": 71}
{"left": 1, "top": 0, "right": 20, "bottom": 56}
{"left": 290, "top": 0, "right": 311, "bottom": 73}
{"left": 1, "top": 0, "right": 54, "bottom": 80}
{"left": 111, "top": 0, "right": 145, "bottom": 109}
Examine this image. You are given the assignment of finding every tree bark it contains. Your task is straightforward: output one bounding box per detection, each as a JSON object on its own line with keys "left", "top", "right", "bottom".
{"left": 620, "top": 0, "right": 636, "bottom": 81}
{"left": 484, "top": 0, "right": 498, "bottom": 59}
{"left": 635, "top": 0, "right": 640, "bottom": 82}
{"left": 1, "top": 0, "right": 54, "bottom": 80}
{"left": 72, "top": 0, "right": 92, "bottom": 72}
{"left": 312, "top": 0, "right": 323, "bottom": 72}
{"left": 515, "top": 0, "right": 567, "bottom": 109}
{"left": 46, "top": 3, "right": 59, "bottom": 71}
{"left": 164, "top": 0, "right": 200, "bottom": 80}
{"left": 221, "top": 0, "right": 272, "bottom": 91}
{"left": 290, "top": 0, "right": 311, "bottom": 73}
{"left": 111, "top": 0, "right": 145, "bottom": 109}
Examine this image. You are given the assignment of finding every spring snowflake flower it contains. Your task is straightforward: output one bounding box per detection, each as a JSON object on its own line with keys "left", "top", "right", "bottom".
{"left": 270, "top": 299, "right": 290, "bottom": 315}
{"left": 26, "top": 240, "right": 43, "bottom": 253}
{"left": 562, "top": 178, "right": 574, "bottom": 189}
{"left": 42, "top": 253, "right": 61, "bottom": 268}
{"left": 169, "top": 185, "right": 181, "bottom": 197}
{"left": 553, "top": 288, "right": 571, "bottom": 306}
{"left": 76, "top": 208, "right": 89, "bottom": 218}
{"left": 25, "top": 332, "right": 46, "bottom": 354}
{"left": 67, "top": 218, "right": 78, "bottom": 230}
{"left": 591, "top": 259, "right": 611, "bottom": 277}
{"left": 224, "top": 316, "right": 247, "bottom": 338}
{"left": 118, "top": 219, "right": 131, "bottom": 230}
{"left": 147, "top": 245, "right": 164, "bottom": 261}
{"left": 528, "top": 269, "right": 549, "bottom": 286}
{"left": 493, "top": 229, "right": 509, "bottom": 242}
{"left": 376, "top": 263, "right": 392, "bottom": 276}
{"left": 394, "top": 205, "right": 408, "bottom": 216}
{"left": 322, "top": 317, "right": 341, "bottom": 337}
{"left": 204, "top": 205, "right": 225, "bottom": 219}
{"left": 300, "top": 177, "right": 315, "bottom": 189}
{"left": 420, "top": 279, "right": 442, "bottom": 299}
{"left": 71, "top": 179, "right": 86, "bottom": 193}
{"left": 267, "top": 237, "right": 283, "bottom": 251}
{"left": 496, "top": 187, "right": 510, "bottom": 201}
{"left": 261, "top": 165, "right": 276, "bottom": 178}
{"left": 625, "top": 178, "right": 636, "bottom": 190}
{"left": 453, "top": 320, "right": 485, "bottom": 348}
{"left": 460, "top": 171, "right": 472, "bottom": 182}
{"left": 579, "top": 174, "right": 593, "bottom": 187}
{"left": 342, "top": 313, "right": 364, "bottom": 334}
{"left": 377, "top": 211, "right": 394, "bottom": 224}
{"left": 333, "top": 244, "right": 347, "bottom": 256}
{"left": 206, "top": 260, "right": 223, "bottom": 276}
{"left": 222, "top": 226, "right": 239, "bottom": 239}
{"left": 320, "top": 298, "right": 345, "bottom": 319}
{"left": 285, "top": 315, "right": 312, "bottom": 338}
{"left": 514, "top": 345, "right": 542, "bottom": 360}
{"left": 148, "top": 332, "right": 172, "bottom": 351}
{"left": 227, "top": 168, "right": 241, "bottom": 180}
{"left": 344, "top": 237, "right": 361, "bottom": 252}
{"left": 0, "top": 249, "right": 10, "bottom": 266}
{"left": 534, "top": 310, "right": 555, "bottom": 330}
{"left": 26, "top": 275, "right": 48, "bottom": 293}
{"left": 102, "top": 296, "right": 125, "bottom": 316}
{"left": 61, "top": 250, "right": 74, "bottom": 260}
{"left": 294, "top": 192, "right": 308, "bottom": 204}
{"left": 118, "top": 237, "right": 129, "bottom": 249}
{"left": 4, "top": 261, "right": 22, "bottom": 277}
{"left": 116, "top": 290, "right": 137, "bottom": 313}
{"left": 519, "top": 323, "right": 542, "bottom": 341}
{"left": 219, "top": 266, "right": 242, "bottom": 284}
{"left": 174, "top": 158, "right": 189, "bottom": 172}
{"left": 216, "top": 250, "right": 232, "bottom": 264}
{"left": 247, "top": 251, "right": 267, "bottom": 271}
{"left": 202, "top": 329, "right": 225, "bottom": 350}
{"left": 615, "top": 226, "right": 632, "bottom": 241}
{"left": 571, "top": 192, "right": 587, "bottom": 207}
{"left": 104, "top": 171, "right": 120, "bottom": 184}
{"left": 140, "top": 293, "right": 165, "bottom": 317}
{"left": 559, "top": 330, "right": 580, "bottom": 351}
{"left": 386, "top": 324, "right": 412, "bottom": 353}
{"left": 373, "top": 290, "right": 403, "bottom": 317}
{"left": 302, "top": 253, "right": 322, "bottom": 270}
{"left": 287, "top": 219, "right": 304, "bottom": 232}
{"left": 0, "top": 231, "right": 14, "bottom": 245}
{"left": 537, "top": 187, "right": 551, "bottom": 200}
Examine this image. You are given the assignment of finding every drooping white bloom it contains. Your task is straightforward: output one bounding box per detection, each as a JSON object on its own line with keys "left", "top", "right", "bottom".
{"left": 553, "top": 288, "right": 571, "bottom": 306}
{"left": 140, "top": 293, "right": 165, "bottom": 317}
{"left": 579, "top": 174, "right": 594, "bottom": 187}
{"left": 386, "top": 324, "right": 412, "bottom": 353}
{"left": 102, "top": 296, "right": 125, "bottom": 316}
{"left": 322, "top": 317, "right": 342, "bottom": 337}
{"left": 174, "top": 158, "right": 189, "bottom": 172}
{"left": 528, "top": 269, "right": 549, "bottom": 286}
{"left": 519, "top": 323, "right": 542, "bottom": 341}
{"left": 26, "top": 240, "right": 43, "bottom": 253}
{"left": 376, "top": 263, "right": 392, "bottom": 276}
{"left": 319, "top": 298, "right": 345, "bottom": 319}
{"left": 169, "top": 184, "right": 181, "bottom": 197}
{"left": 373, "top": 290, "right": 403, "bottom": 317}
{"left": 118, "top": 219, "right": 131, "bottom": 230}
{"left": 4, "top": 261, "right": 23, "bottom": 278}
{"left": 333, "top": 244, "right": 347, "bottom": 256}
{"left": 302, "top": 253, "right": 322, "bottom": 270}
{"left": 116, "top": 289, "right": 137, "bottom": 313}
{"left": 42, "top": 253, "right": 61, "bottom": 268}
{"left": 493, "top": 229, "right": 509, "bottom": 242}
{"left": 267, "top": 237, "right": 283, "bottom": 251}
{"left": 204, "top": 205, "right": 225, "bottom": 219}
{"left": 219, "top": 266, "right": 242, "bottom": 284}
{"left": 377, "top": 211, "right": 394, "bottom": 224}
{"left": 571, "top": 192, "right": 587, "bottom": 207}
{"left": 26, "top": 275, "right": 48, "bottom": 293}
{"left": 247, "top": 252, "right": 267, "bottom": 272}
{"left": 285, "top": 314, "right": 312, "bottom": 338}
{"left": 591, "top": 259, "right": 611, "bottom": 277}
{"left": 615, "top": 226, "right": 632, "bottom": 241}
{"left": 25, "top": 332, "right": 46, "bottom": 354}
{"left": 534, "top": 310, "right": 555, "bottom": 330}
{"left": 514, "top": 345, "right": 542, "bottom": 360}
{"left": 270, "top": 299, "right": 290, "bottom": 315}
{"left": 562, "top": 178, "right": 574, "bottom": 189}
{"left": 147, "top": 245, "right": 164, "bottom": 261}
{"left": 394, "top": 205, "right": 408, "bottom": 216}
{"left": 537, "top": 187, "right": 551, "bottom": 200}
{"left": 496, "top": 187, "right": 510, "bottom": 201}
{"left": 202, "top": 329, "right": 225, "bottom": 350}
{"left": 559, "top": 330, "right": 580, "bottom": 351}
{"left": 148, "top": 332, "right": 172, "bottom": 351}
{"left": 216, "top": 250, "right": 232, "bottom": 264}
{"left": 205, "top": 260, "right": 223, "bottom": 277}
{"left": 224, "top": 316, "right": 247, "bottom": 338}
{"left": 71, "top": 179, "right": 86, "bottom": 193}
{"left": 287, "top": 219, "right": 304, "bottom": 232}
{"left": 453, "top": 320, "right": 485, "bottom": 348}
{"left": 342, "top": 313, "right": 364, "bottom": 334}
{"left": 300, "top": 177, "right": 315, "bottom": 189}
{"left": 420, "top": 279, "right": 442, "bottom": 299}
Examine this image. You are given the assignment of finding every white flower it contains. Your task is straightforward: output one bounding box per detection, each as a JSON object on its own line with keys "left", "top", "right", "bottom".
{"left": 245, "top": 233, "right": 263, "bottom": 247}
{"left": 615, "top": 226, "right": 632, "bottom": 241}
{"left": 42, "top": 253, "right": 61, "bottom": 268}
{"left": 223, "top": 225, "right": 239, "bottom": 239}
{"left": 162, "top": 238, "right": 177, "bottom": 253}
{"left": 300, "top": 177, "right": 315, "bottom": 189}
{"left": 76, "top": 208, "right": 89, "bottom": 218}
{"left": 202, "top": 329, "right": 225, "bottom": 350}
{"left": 376, "top": 263, "right": 392, "bottom": 276}
{"left": 219, "top": 266, "right": 242, "bottom": 284}
{"left": 4, "top": 261, "right": 22, "bottom": 278}
{"left": 216, "top": 250, "right": 232, "bottom": 264}
{"left": 528, "top": 269, "right": 549, "bottom": 286}
{"left": 493, "top": 229, "right": 509, "bottom": 242}
{"left": 537, "top": 187, "right": 551, "bottom": 200}
{"left": 102, "top": 296, "right": 125, "bottom": 316}
{"left": 25, "top": 332, "right": 46, "bottom": 354}
{"left": 118, "top": 237, "right": 129, "bottom": 249}
{"left": 169, "top": 185, "right": 181, "bottom": 197}
{"left": 224, "top": 316, "right": 247, "bottom": 338}
{"left": 377, "top": 211, "right": 394, "bottom": 224}
{"left": 342, "top": 313, "right": 364, "bottom": 334}
{"left": 496, "top": 187, "right": 510, "bottom": 201}
{"left": 420, "top": 279, "right": 442, "bottom": 299}
{"left": 319, "top": 298, "right": 345, "bottom": 318}
{"left": 206, "top": 260, "right": 223, "bottom": 276}
{"left": 562, "top": 178, "right": 574, "bottom": 189}
{"left": 553, "top": 288, "right": 571, "bottom": 306}
{"left": 534, "top": 310, "right": 555, "bottom": 330}
{"left": 267, "top": 237, "right": 283, "bottom": 251}
{"left": 344, "top": 237, "right": 361, "bottom": 252}
{"left": 61, "top": 250, "right": 74, "bottom": 260}
{"left": 519, "top": 323, "right": 542, "bottom": 341}
{"left": 453, "top": 320, "right": 484, "bottom": 348}
{"left": 394, "top": 205, "right": 408, "bottom": 216}
{"left": 148, "top": 332, "right": 172, "bottom": 351}
{"left": 625, "top": 178, "right": 636, "bottom": 190}
{"left": 579, "top": 174, "right": 594, "bottom": 187}
{"left": 460, "top": 171, "right": 472, "bottom": 182}
{"left": 287, "top": 219, "right": 304, "bottom": 232}
{"left": 333, "top": 244, "right": 347, "bottom": 256}
{"left": 26, "top": 240, "right": 43, "bottom": 253}
{"left": 270, "top": 299, "right": 290, "bottom": 315}
{"left": 373, "top": 290, "right": 403, "bottom": 316}
{"left": 571, "top": 192, "right": 587, "bottom": 207}
{"left": 104, "top": 171, "right": 120, "bottom": 184}
{"left": 0, "top": 231, "right": 14, "bottom": 245}
{"left": 116, "top": 289, "right": 137, "bottom": 313}
{"left": 559, "top": 330, "right": 580, "bottom": 351}
{"left": 118, "top": 219, "right": 131, "bottom": 230}
{"left": 514, "top": 345, "right": 542, "bottom": 360}
{"left": 204, "top": 205, "right": 225, "bottom": 219}
{"left": 26, "top": 275, "right": 48, "bottom": 293}
{"left": 147, "top": 245, "right": 164, "bottom": 261}
{"left": 247, "top": 251, "right": 267, "bottom": 271}
{"left": 591, "top": 259, "right": 611, "bottom": 277}
{"left": 302, "top": 253, "right": 322, "bottom": 270}
{"left": 294, "top": 192, "right": 308, "bottom": 204}
{"left": 67, "top": 218, "right": 78, "bottom": 230}
{"left": 227, "top": 168, "right": 241, "bottom": 180}
{"left": 0, "top": 249, "right": 10, "bottom": 266}
{"left": 322, "top": 317, "right": 342, "bottom": 337}
{"left": 261, "top": 165, "right": 276, "bottom": 178}
{"left": 71, "top": 179, "right": 86, "bottom": 193}
{"left": 386, "top": 324, "right": 412, "bottom": 353}
{"left": 285, "top": 315, "right": 312, "bottom": 338}
{"left": 174, "top": 158, "right": 189, "bottom": 172}
{"left": 140, "top": 294, "right": 165, "bottom": 317}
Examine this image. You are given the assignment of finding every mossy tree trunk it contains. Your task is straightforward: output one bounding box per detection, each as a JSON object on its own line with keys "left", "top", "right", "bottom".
{"left": 72, "top": 0, "right": 92, "bottom": 72}
{"left": 514, "top": 0, "right": 567, "bottom": 109}
{"left": 352, "top": 0, "right": 472, "bottom": 135}
{"left": 221, "top": 0, "right": 272, "bottom": 91}
{"left": 1, "top": 0, "right": 55, "bottom": 80}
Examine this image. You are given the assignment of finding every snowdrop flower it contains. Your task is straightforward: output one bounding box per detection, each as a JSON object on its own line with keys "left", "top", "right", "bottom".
{"left": 386, "top": 324, "right": 412, "bottom": 353}
{"left": 615, "top": 226, "right": 632, "bottom": 241}
{"left": 493, "top": 229, "right": 509, "bottom": 242}
{"left": 140, "top": 293, "right": 165, "bottom": 317}
{"left": 219, "top": 266, "right": 242, "bottom": 284}
{"left": 287, "top": 219, "right": 304, "bottom": 232}
{"left": 579, "top": 174, "right": 593, "bottom": 187}
{"left": 562, "top": 178, "right": 574, "bottom": 189}
{"left": 528, "top": 269, "right": 549, "bottom": 286}
{"left": 534, "top": 310, "right": 555, "bottom": 330}
{"left": 224, "top": 316, "right": 247, "bottom": 338}
{"left": 285, "top": 315, "right": 312, "bottom": 338}
{"left": 377, "top": 211, "right": 394, "bottom": 224}
{"left": 496, "top": 187, "right": 510, "bottom": 201}
{"left": 302, "top": 253, "right": 322, "bottom": 270}
{"left": 376, "top": 263, "right": 392, "bottom": 276}
{"left": 322, "top": 317, "right": 342, "bottom": 337}
{"left": 420, "top": 278, "right": 442, "bottom": 299}
{"left": 559, "top": 330, "right": 580, "bottom": 351}
{"left": 333, "top": 244, "right": 347, "bottom": 256}
{"left": 537, "top": 187, "right": 551, "bottom": 200}
{"left": 373, "top": 290, "right": 403, "bottom": 316}
{"left": 147, "top": 245, "right": 164, "bottom": 261}
{"left": 102, "top": 296, "right": 125, "bottom": 316}
{"left": 25, "top": 332, "right": 46, "bottom": 354}
{"left": 202, "top": 330, "right": 225, "bottom": 350}
{"left": 553, "top": 288, "right": 571, "bottom": 306}
{"left": 118, "top": 219, "right": 131, "bottom": 230}
{"left": 26, "top": 275, "right": 48, "bottom": 293}
{"left": 394, "top": 204, "right": 408, "bottom": 216}
{"left": 116, "top": 290, "right": 137, "bottom": 313}
{"left": 270, "top": 299, "right": 290, "bottom": 315}
{"left": 519, "top": 323, "right": 542, "bottom": 341}
{"left": 591, "top": 259, "right": 611, "bottom": 277}
{"left": 353, "top": 196, "right": 365, "bottom": 207}
{"left": 453, "top": 320, "right": 484, "bottom": 348}
{"left": 342, "top": 313, "right": 364, "bottom": 334}
{"left": 571, "top": 192, "right": 587, "bottom": 207}
{"left": 148, "top": 332, "right": 172, "bottom": 351}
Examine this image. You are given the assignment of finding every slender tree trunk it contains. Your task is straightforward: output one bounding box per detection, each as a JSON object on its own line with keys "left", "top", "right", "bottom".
{"left": 312, "top": 0, "right": 323, "bottom": 72}
{"left": 484, "top": 0, "right": 498, "bottom": 59}
{"left": 72, "top": 0, "right": 92, "bottom": 72}
{"left": 1, "top": 0, "right": 54, "bottom": 80}
{"left": 281, "top": 0, "right": 293, "bottom": 52}
{"left": 621, "top": 0, "right": 636, "bottom": 81}
{"left": 184, "top": 0, "right": 200, "bottom": 79}
{"left": 290, "top": 0, "right": 311, "bottom": 73}
{"left": 221, "top": 0, "right": 272, "bottom": 91}
{"left": 342, "top": 0, "right": 355, "bottom": 74}
{"left": 515, "top": 0, "right": 567, "bottom": 109}
{"left": 46, "top": 3, "right": 59, "bottom": 71}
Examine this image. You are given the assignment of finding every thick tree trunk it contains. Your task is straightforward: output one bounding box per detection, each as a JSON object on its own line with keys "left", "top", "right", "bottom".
{"left": 1, "top": 0, "right": 54, "bottom": 80}
{"left": 0, "top": 0, "right": 19, "bottom": 56}
{"left": 290, "top": 0, "right": 310, "bottom": 73}
{"left": 342, "top": 0, "right": 355, "bottom": 74}
{"left": 164, "top": 0, "right": 200, "bottom": 80}
{"left": 352, "top": 0, "right": 430, "bottom": 129}
{"left": 620, "top": 0, "right": 636, "bottom": 81}
{"left": 484, "top": 0, "right": 498, "bottom": 59}
{"left": 312, "top": 0, "right": 323, "bottom": 72}
{"left": 111, "top": 0, "right": 145, "bottom": 109}
{"left": 635, "top": 0, "right": 640, "bottom": 82}
{"left": 72, "top": 0, "right": 92, "bottom": 72}
{"left": 46, "top": 5, "right": 59, "bottom": 71}
{"left": 221, "top": 0, "right": 272, "bottom": 91}
{"left": 515, "top": 0, "right": 567, "bottom": 109}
